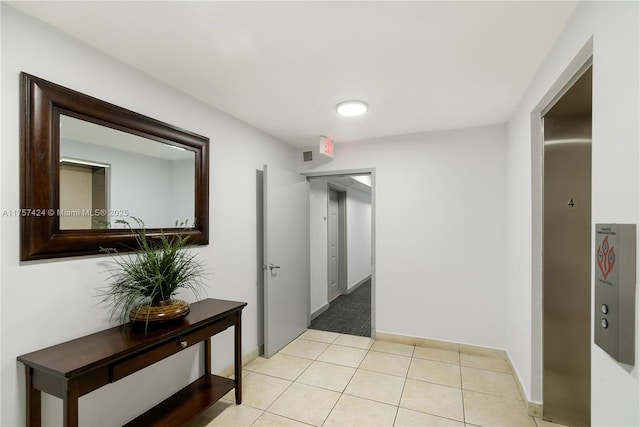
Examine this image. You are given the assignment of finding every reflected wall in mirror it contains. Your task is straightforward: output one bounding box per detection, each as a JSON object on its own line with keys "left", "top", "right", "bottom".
{"left": 59, "top": 115, "right": 195, "bottom": 230}
{"left": 20, "top": 72, "right": 209, "bottom": 260}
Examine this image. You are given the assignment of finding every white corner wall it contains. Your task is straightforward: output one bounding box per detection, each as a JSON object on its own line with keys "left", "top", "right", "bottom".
{"left": 346, "top": 188, "right": 372, "bottom": 291}
{"left": 0, "top": 4, "right": 3, "bottom": 421}
{"left": 1, "top": 5, "right": 296, "bottom": 426}
{"left": 306, "top": 125, "right": 508, "bottom": 349}
{"left": 309, "top": 178, "right": 330, "bottom": 314}
{"left": 506, "top": 1, "right": 639, "bottom": 424}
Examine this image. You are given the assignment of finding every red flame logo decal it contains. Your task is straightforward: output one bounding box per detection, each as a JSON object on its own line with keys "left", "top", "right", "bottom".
{"left": 597, "top": 236, "right": 616, "bottom": 279}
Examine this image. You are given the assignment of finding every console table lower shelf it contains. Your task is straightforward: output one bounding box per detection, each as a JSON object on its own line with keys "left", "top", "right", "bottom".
{"left": 17, "top": 298, "right": 247, "bottom": 427}
{"left": 124, "top": 375, "right": 234, "bottom": 427}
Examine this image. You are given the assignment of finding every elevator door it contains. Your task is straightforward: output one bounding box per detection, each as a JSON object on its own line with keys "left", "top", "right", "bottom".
{"left": 542, "top": 66, "right": 592, "bottom": 426}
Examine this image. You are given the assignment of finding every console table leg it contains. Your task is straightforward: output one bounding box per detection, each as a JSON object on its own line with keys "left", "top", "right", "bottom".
{"left": 62, "top": 380, "right": 79, "bottom": 427}
{"left": 25, "top": 366, "right": 41, "bottom": 427}
{"left": 234, "top": 312, "right": 242, "bottom": 404}
{"left": 204, "top": 337, "right": 211, "bottom": 375}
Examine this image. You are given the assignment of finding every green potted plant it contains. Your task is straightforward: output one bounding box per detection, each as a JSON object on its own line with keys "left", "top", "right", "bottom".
{"left": 100, "top": 217, "right": 206, "bottom": 328}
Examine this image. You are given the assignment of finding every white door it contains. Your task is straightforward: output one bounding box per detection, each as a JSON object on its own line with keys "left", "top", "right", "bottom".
{"left": 263, "top": 164, "right": 310, "bottom": 357}
{"left": 327, "top": 189, "right": 340, "bottom": 301}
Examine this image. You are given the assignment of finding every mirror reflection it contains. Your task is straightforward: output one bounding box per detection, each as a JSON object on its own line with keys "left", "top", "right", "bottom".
{"left": 59, "top": 158, "right": 109, "bottom": 229}
{"left": 59, "top": 115, "right": 195, "bottom": 229}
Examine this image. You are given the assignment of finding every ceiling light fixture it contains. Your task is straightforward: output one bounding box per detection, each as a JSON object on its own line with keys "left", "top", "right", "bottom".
{"left": 336, "top": 100, "right": 368, "bottom": 117}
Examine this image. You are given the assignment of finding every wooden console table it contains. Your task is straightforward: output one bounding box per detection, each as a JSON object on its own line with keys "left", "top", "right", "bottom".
{"left": 17, "top": 298, "right": 247, "bottom": 427}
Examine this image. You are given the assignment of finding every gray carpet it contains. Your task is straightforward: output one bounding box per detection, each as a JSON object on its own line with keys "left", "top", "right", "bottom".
{"left": 309, "top": 279, "right": 371, "bottom": 337}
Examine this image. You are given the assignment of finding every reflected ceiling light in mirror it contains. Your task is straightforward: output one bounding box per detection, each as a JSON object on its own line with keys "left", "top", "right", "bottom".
{"left": 336, "top": 100, "right": 368, "bottom": 117}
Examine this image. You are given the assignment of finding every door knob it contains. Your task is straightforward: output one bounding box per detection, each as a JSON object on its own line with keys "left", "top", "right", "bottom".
{"left": 269, "top": 263, "right": 281, "bottom": 271}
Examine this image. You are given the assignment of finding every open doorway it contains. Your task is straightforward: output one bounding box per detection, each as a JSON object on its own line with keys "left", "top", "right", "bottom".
{"left": 307, "top": 173, "right": 373, "bottom": 337}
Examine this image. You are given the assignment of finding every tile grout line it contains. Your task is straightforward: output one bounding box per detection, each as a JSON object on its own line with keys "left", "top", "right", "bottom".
{"left": 391, "top": 343, "right": 415, "bottom": 426}
{"left": 320, "top": 338, "right": 372, "bottom": 427}
{"left": 241, "top": 339, "right": 328, "bottom": 424}
{"left": 259, "top": 352, "right": 329, "bottom": 427}
{"left": 458, "top": 348, "right": 466, "bottom": 424}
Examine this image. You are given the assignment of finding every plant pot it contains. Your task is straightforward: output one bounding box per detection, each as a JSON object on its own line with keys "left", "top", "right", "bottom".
{"left": 129, "top": 299, "right": 191, "bottom": 326}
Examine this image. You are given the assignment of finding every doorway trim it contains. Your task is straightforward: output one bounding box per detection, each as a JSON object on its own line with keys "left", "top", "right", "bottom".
{"left": 303, "top": 168, "right": 376, "bottom": 338}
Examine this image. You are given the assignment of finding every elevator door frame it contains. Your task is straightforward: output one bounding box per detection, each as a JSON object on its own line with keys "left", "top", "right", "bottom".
{"left": 529, "top": 40, "right": 593, "bottom": 403}
{"left": 539, "top": 59, "right": 593, "bottom": 426}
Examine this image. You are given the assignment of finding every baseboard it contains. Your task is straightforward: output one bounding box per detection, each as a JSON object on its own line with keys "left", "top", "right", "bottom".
{"left": 376, "top": 331, "right": 539, "bottom": 414}
{"left": 504, "top": 355, "right": 543, "bottom": 417}
{"left": 217, "top": 345, "right": 261, "bottom": 378}
{"left": 376, "top": 331, "right": 460, "bottom": 351}
{"left": 376, "top": 332, "right": 507, "bottom": 359}
{"left": 310, "top": 303, "right": 330, "bottom": 321}
{"left": 346, "top": 274, "right": 371, "bottom": 294}
{"left": 527, "top": 401, "right": 543, "bottom": 418}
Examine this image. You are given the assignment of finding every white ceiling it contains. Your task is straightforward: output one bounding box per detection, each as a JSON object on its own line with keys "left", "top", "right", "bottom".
{"left": 10, "top": 1, "right": 578, "bottom": 148}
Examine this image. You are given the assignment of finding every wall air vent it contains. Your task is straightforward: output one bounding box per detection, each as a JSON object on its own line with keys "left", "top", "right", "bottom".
{"left": 303, "top": 150, "right": 313, "bottom": 162}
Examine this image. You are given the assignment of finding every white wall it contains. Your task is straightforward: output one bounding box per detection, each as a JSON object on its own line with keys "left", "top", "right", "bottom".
{"left": 346, "top": 188, "right": 372, "bottom": 291}
{"left": 170, "top": 159, "right": 196, "bottom": 225}
{"left": 1, "top": 6, "right": 296, "bottom": 426}
{"left": 505, "top": 1, "right": 639, "bottom": 424}
{"left": 309, "top": 178, "right": 372, "bottom": 316}
{"left": 309, "top": 178, "right": 330, "bottom": 315}
{"left": 62, "top": 138, "right": 195, "bottom": 228}
{"left": 306, "top": 125, "right": 508, "bottom": 349}
{"left": 0, "top": 4, "right": 4, "bottom": 421}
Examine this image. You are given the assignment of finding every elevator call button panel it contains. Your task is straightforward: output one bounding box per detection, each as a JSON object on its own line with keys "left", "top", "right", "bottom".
{"left": 594, "top": 224, "right": 636, "bottom": 365}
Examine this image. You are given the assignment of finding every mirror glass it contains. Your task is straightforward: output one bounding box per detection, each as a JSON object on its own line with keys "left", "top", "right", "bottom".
{"left": 59, "top": 115, "right": 195, "bottom": 229}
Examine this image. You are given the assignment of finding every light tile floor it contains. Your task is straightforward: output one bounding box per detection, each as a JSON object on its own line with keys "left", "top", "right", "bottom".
{"left": 187, "top": 330, "right": 567, "bottom": 427}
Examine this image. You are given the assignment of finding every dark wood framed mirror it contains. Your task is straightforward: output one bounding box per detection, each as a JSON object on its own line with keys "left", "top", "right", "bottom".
{"left": 20, "top": 72, "right": 209, "bottom": 260}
